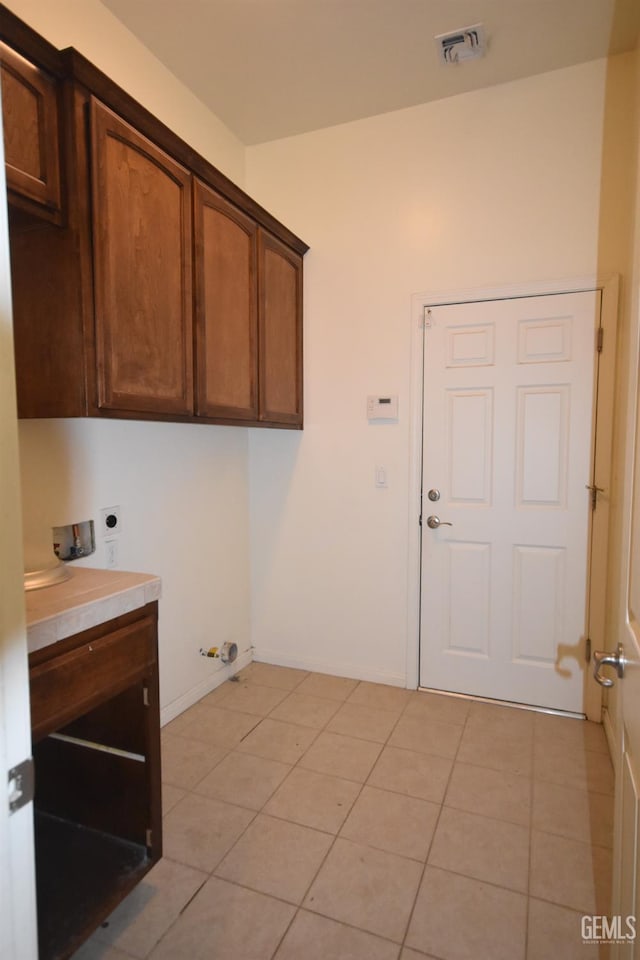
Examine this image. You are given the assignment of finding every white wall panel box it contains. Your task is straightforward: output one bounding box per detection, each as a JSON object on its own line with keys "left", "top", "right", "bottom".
{"left": 367, "top": 395, "right": 399, "bottom": 422}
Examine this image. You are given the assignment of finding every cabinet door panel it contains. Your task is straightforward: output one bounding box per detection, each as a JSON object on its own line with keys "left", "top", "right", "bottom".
{"left": 29, "top": 615, "right": 155, "bottom": 742}
{"left": 258, "top": 230, "right": 303, "bottom": 425}
{"left": 0, "top": 42, "right": 61, "bottom": 213}
{"left": 194, "top": 180, "right": 257, "bottom": 419}
{"left": 91, "top": 98, "right": 193, "bottom": 415}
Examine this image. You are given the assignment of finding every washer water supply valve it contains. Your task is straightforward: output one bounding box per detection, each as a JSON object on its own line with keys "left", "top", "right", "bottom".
{"left": 200, "top": 642, "right": 238, "bottom": 664}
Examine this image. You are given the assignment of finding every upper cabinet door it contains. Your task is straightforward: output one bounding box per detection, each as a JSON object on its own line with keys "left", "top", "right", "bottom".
{"left": 193, "top": 179, "right": 258, "bottom": 420}
{"left": 258, "top": 230, "right": 303, "bottom": 425}
{"left": 0, "top": 42, "right": 61, "bottom": 216}
{"left": 90, "top": 98, "right": 193, "bottom": 416}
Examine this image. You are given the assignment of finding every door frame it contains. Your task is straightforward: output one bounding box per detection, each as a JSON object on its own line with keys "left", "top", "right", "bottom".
{"left": 407, "top": 275, "right": 619, "bottom": 721}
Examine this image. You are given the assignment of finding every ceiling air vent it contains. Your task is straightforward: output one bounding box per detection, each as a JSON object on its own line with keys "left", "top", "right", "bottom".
{"left": 435, "top": 24, "right": 486, "bottom": 64}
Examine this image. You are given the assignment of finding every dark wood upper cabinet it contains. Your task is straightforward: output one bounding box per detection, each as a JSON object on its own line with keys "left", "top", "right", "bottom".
{"left": 1, "top": 8, "right": 307, "bottom": 429}
{"left": 258, "top": 230, "right": 303, "bottom": 425}
{"left": 91, "top": 99, "right": 194, "bottom": 416}
{"left": 194, "top": 179, "right": 258, "bottom": 420}
{"left": 0, "top": 40, "right": 61, "bottom": 219}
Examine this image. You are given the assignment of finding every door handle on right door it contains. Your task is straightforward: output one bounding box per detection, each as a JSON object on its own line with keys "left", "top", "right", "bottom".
{"left": 426, "top": 515, "right": 453, "bottom": 529}
{"left": 593, "top": 643, "right": 626, "bottom": 687}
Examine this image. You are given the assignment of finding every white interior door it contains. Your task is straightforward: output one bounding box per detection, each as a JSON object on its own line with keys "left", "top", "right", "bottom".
{"left": 0, "top": 103, "right": 38, "bottom": 959}
{"left": 419, "top": 291, "right": 601, "bottom": 713}
{"left": 610, "top": 314, "right": 640, "bottom": 959}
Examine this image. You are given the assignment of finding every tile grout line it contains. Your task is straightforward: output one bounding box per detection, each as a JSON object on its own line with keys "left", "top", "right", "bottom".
{"left": 283, "top": 685, "right": 419, "bottom": 958}
{"left": 530, "top": 825, "right": 614, "bottom": 853}
{"left": 99, "top": 864, "right": 211, "bottom": 960}
{"left": 397, "top": 699, "right": 538, "bottom": 957}
{"left": 156, "top": 667, "right": 319, "bottom": 960}
{"left": 396, "top": 692, "right": 471, "bottom": 956}
{"left": 203, "top": 673, "right": 338, "bottom": 895}
{"left": 159, "top": 671, "right": 320, "bottom": 931}
{"left": 165, "top": 691, "right": 544, "bottom": 902}
{"left": 524, "top": 713, "right": 535, "bottom": 960}
{"left": 267, "top": 679, "right": 418, "bottom": 957}
{"left": 161, "top": 677, "right": 608, "bottom": 959}
{"left": 220, "top": 687, "right": 533, "bottom": 948}
{"left": 265, "top": 676, "right": 381, "bottom": 960}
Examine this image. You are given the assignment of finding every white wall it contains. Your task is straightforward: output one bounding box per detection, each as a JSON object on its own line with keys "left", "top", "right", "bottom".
{"left": 6, "top": 0, "right": 252, "bottom": 718}
{"left": 19, "top": 420, "right": 251, "bottom": 715}
{"left": 246, "top": 61, "right": 611, "bottom": 686}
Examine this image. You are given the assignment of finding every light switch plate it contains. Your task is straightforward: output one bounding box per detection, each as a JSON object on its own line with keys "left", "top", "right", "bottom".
{"left": 375, "top": 465, "right": 388, "bottom": 488}
{"left": 105, "top": 538, "right": 118, "bottom": 569}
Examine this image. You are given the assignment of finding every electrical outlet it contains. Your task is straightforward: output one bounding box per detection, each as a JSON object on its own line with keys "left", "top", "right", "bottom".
{"left": 105, "top": 538, "right": 118, "bottom": 569}
{"left": 100, "top": 506, "right": 121, "bottom": 537}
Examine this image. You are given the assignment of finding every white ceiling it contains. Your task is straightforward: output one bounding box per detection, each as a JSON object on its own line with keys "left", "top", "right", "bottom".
{"left": 101, "top": 0, "right": 640, "bottom": 145}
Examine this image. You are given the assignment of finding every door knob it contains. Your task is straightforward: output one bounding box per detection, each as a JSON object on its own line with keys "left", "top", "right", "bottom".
{"left": 426, "top": 515, "right": 453, "bottom": 529}
{"left": 593, "top": 643, "right": 626, "bottom": 687}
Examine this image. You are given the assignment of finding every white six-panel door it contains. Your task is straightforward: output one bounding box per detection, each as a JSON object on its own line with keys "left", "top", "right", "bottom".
{"left": 419, "top": 291, "right": 600, "bottom": 713}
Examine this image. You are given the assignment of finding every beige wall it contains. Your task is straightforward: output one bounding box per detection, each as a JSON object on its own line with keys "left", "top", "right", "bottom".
{"left": 246, "top": 60, "right": 621, "bottom": 685}
{"left": 5, "top": 0, "right": 252, "bottom": 718}
{"left": 4, "top": 0, "right": 636, "bottom": 709}
{"left": 4, "top": 0, "right": 245, "bottom": 182}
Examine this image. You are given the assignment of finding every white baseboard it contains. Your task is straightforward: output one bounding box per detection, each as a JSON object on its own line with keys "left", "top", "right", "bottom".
{"left": 161, "top": 645, "right": 411, "bottom": 727}
{"left": 253, "top": 647, "right": 409, "bottom": 688}
{"left": 160, "top": 647, "right": 253, "bottom": 726}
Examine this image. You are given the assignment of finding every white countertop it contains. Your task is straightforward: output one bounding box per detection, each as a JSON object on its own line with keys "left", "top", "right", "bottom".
{"left": 25, "top": 566, "right": 162, "bottom": 655}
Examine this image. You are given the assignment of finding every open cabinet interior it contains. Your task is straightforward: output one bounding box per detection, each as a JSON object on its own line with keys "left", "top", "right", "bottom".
{"left": 28, "top": 604, "right": 162, "bottom": 960}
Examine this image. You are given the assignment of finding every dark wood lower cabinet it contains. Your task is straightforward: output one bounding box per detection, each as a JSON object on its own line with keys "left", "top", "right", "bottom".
{"left": 29, "top": 603, "right": 162, "bottom": 960}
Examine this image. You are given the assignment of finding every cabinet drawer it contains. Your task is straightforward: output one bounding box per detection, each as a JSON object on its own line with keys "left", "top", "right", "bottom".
{"left": 30, "top": 616, "right": 156, "bottom": 741}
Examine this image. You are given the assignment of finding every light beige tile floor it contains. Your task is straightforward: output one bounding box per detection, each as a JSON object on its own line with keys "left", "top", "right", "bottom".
{"left": 74, "top": 665, "right": 614, "bottom": 960}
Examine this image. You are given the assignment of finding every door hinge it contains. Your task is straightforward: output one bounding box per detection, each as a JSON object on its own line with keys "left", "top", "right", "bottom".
{"left": 146, "top": 828, "right": 153, "bottom": 847}
{"left": 8, "top": 757, "right": 34, "bottom": 815}
{"left": 597, "top": 327, "right": 604, "bottom": 353}
{"left": 585, "top": 637, "right": 592, "bottom": 662}
{"left": 143, "top": 686, "right": 149, "bottom": 707}
{"left": 585, "top": 483, "right": 604, "bottom": 510}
